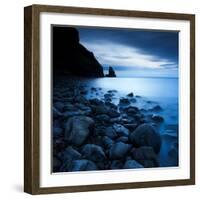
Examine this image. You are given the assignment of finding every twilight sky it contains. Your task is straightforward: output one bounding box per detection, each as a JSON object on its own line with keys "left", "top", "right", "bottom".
{"left": 78, "top": 27, "right": 179, "bottom": 78}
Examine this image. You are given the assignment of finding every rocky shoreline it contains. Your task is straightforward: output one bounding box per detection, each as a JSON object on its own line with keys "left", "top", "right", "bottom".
{"left": 53, "top": 80, "right": 176, "bottom": 172}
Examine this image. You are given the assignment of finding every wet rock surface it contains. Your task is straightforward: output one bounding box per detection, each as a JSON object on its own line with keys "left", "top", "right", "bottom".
{"left": 53, "top": 78, "right": 177, "bottom": 172}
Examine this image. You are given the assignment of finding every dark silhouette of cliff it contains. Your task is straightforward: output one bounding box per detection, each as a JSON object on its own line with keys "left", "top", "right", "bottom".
{"left": 53, "top": 27, "right": 104, "bottom": 77}
{"left": 105, "top": 66, "right": 116, "bottom": 77}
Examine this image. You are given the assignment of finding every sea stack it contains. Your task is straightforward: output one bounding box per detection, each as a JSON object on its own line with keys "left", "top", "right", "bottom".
{"left": 105, "top": 66, "right": 117, "bottom": 77}
{"left": 53, "top": 27, "right": 104, "bottom": 77}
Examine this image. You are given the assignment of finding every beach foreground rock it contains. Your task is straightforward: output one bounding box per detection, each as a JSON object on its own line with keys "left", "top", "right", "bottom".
{"left": 52, "top": 79, "right": 173, "bottom": 172}
{"left": 129, "top": 123, "right": 162, "bottom": 153}
{"left": 64, "top": 116, "right": 94, "bottom": 146}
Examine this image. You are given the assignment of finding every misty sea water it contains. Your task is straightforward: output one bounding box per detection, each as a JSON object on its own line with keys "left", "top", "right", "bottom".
{"left": 75, "top": 77, "right": 179, "bottom": 167}
{"left": 54, "top": 76, "right": 179, "bottom": 168}
{"left": 80, "top": 77, "right": 178, "bottom": 125}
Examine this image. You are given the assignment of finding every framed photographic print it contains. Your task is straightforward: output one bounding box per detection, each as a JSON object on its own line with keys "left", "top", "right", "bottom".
{"left": 24, "top": 4, "right": 195, "bottom": 194}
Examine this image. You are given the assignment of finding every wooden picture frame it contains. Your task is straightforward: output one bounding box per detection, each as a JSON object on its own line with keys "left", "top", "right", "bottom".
{"left": 24, "top": 4, "right": 195, "bottom": 194}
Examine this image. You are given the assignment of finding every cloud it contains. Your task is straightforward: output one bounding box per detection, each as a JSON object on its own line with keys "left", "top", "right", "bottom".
{"left": 81, "top": 40, "right": 177, "bottom": 70}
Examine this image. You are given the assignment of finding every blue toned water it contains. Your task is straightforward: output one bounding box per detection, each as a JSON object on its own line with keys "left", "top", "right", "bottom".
{"left": 61, "top": 76, "right": 178, "bottom": 167}
{"left": 79, "top": 77, "right": 179, "bottom": 167}
{"left": 82, "top": 77, "right": 178, "bottom": 125}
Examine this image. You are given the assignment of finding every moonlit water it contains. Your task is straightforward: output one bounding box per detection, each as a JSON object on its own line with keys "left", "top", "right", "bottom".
{"left": 86, "top": 77, "right": 178, "bottom": 99}
{"left": 81, "top": 77, "right": 178, "bottom": 127}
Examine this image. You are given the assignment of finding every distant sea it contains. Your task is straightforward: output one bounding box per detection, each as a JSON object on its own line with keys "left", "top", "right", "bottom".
{"left": 78, "top": 77, "right": 178, "bottom": 126}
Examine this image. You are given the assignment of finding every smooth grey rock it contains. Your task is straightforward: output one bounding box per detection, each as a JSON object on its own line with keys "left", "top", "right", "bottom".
{"left": 95, "top": 114, "right": 110, "bottom": 123}
{"left": 54, "top": 101, "right": 65, "bottom": 112}
{"left": 75, "top": 103, "right": 91, "bottom": 111}
{"left": 129, "top": 123, "right": 161, "bottom": 153}
{"left": 110, "top": 160, "right": 123, "bottom": 169}
{"left": 132, "top": 146, "right": 159, "bottom": 167}
{"left": 91, "top": 87, "right": 97, "bottom": 91}
{"left": 53, "top": 127, "right": 63, "bottom": 138}
{"left": 116, "top": 136, "right": 129, "bottom": 143}
{"left": 64, "top": 116, "right": 94, "bottom": 146}
{"left": 109, "top": 117, "right": 120, "bottom": 123}
{"left": 108, "top": 109, "right": 120, "bottom": 118}
{"left": 123, "top": 123, "right": 138, "bottom": 131}
{"left": 109, "top": 142, "right": 130, "bottom": 160}
{"left": 93, "top": 105, "right": 109, "bottom": 115}
{"left": 127, "top": 92, "right": 134, "bottom": 97}
{"left": 105, "top": 126, "right": 117, "bottom": 139}
{"left": 63, "top": 103, "right": 75, "bottom": 111}
{"left": 74, "top": 95, "right": 88, "bottom": 104}
{"left": 62, "top": 146, "right": 81, "bottom": 162}
{"left": 123, "top": 160, "right": 143, "bottom": 169}
{"left": 127, "top": 107, "right": 139, "bottom": 115}
{"left": 81, "top": 144, "right": 106, "bottom": 162}
{"left": 119, "top": 98, "right": 130, "bottom": 105}
{"left": 151, "top": 114, "right": 164, "bottom": 123}
{"left": 104, "top": 93, "right": 113, "bottom": 99}
{"left": 113, "top": 123, "right": 130, "bottom": 137}
{"left": 149, "top": 105, "right": 163, "bottom": 112}
{"left": 102, "top": 136, "right": 113, "bottom": 149}
{"left": 105, "top": 102, "right": 118, "bottom": 110}
{"left": 63, "top": 110, "right": 83, "bottom": 119}
{"left": 107, "top": 90, "right": 117, "bottom": 93}
{"left": 69, "top": 159, "right": 98, "bottom": 171}
{"left": 53, "top": 107, "right": 62, "bottom": 118}
{"left": 89, "top": 98, "right": 104, "bottom": 106}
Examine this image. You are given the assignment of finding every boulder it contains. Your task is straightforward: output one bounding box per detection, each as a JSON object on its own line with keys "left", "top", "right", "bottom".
{"left": 89, "top": 98, "right": 104, "bottom": 106}
{"left": 127, "top": 92, "right": 134, "bottom": 97}
{"left": 109, "top": 142, "right": 130, "bottom": 160}
{"left": 119, "top": 98, "right": 130, "bottom": 105}
{"left": 123, "top": 160, "right": 143, "bottom": 169}
{"left": 123, "top": 123, "right": 138, "bottom": 132}
{"left": 104, "top": 93, "right": 113, "bottom": 99}
{"left": 63, "top": 103, "right": 75, "bottom": 112}
{"left": 53, "top": 107, "right": 62, "bottom": 118}
{"left": 132, "top": 146, "right": 159, "bottom": 167}
{"left": 151, "top": 114, "right": 164, "bottom": 123}
{"left": 62, "top": 146, "right": 81, "bottom": 162}
{"left": 54, "top": 101, "right": 65, "bottom": 112}
{"left": 108, "top": 109, "right": 120, "bottom": 118}
{"left": 113, "top": 123, "right": 130, "bottom": 137}
{"left": 110, "top": 160, "right": 123, "bottom": 169}
{"left": 129, "top": 123, "right": 161, "bottom": 153}
{"left": 95, "top": 114, "right": 110, "bottom": 123}
{"left": 105, "top": 102, "right": 118, "bottom": 110}
{"left": 148, "top": 105, "right": 163, "bottom": 112}
{"left": 102, "top": 136, "right": 113, "bottom": 149}
{"left": 64, "top": 116, "right": 94, "bottom": 146}
{"left": 116, "top": 136, "right": 129, "bottom": 143}
{"left": 92, "top": 105, "right": 109, "bottom": 115}
{"left": 53, "top": 127, "right": 63, "bottom": 138}
{"left": 105, "top": 126, "right": 118, "bottom": 139}
{"left": 81, "top": 144, "right": 106, "bottom": 162}
{"left": 126, "top": 107, "right": 138, "bottom": 115}
{"left": 63, "top": 110, "right": 83, "bottom": 119}
{"left": 68, "top": 159, "right": 98, "bottom": 171}
{"left": 73, "top": 95, "right": 88, "bottom": 105}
